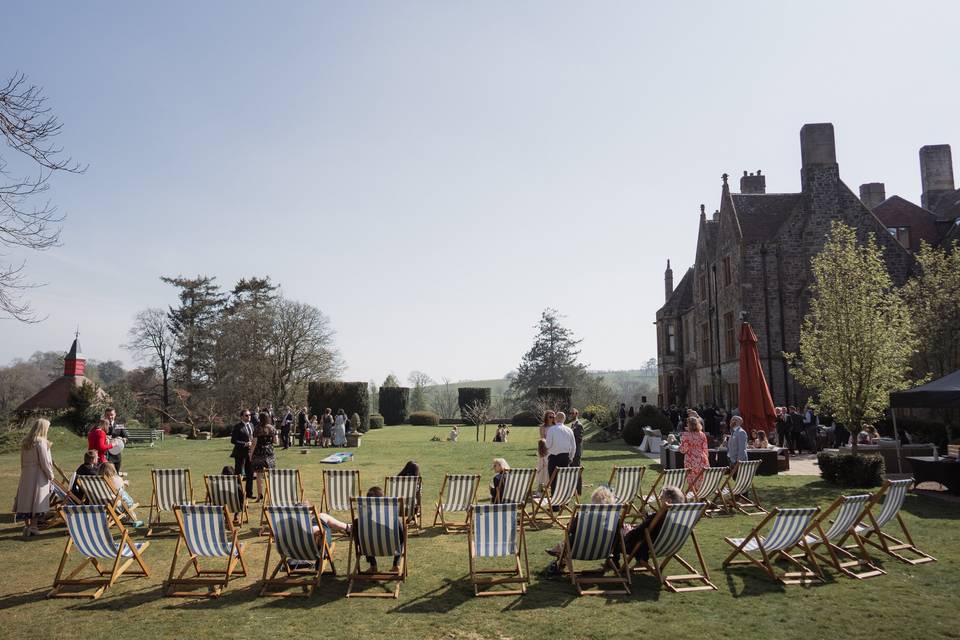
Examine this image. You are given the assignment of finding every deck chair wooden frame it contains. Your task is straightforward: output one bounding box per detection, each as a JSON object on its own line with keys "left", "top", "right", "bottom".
{"left": 719, "top": 460, "right": 765, "bottom": 515}
{"left": 640, "top": 469, "right": 689, "bottom": 517}
{"left": 529, "top": 466, "right": 582, "bottom": 528}
{"left": 468, "top": 503, "right": 529, "bottom": 597}
{"left": 844, "top": 479, "right": 935, "bottom": 565}
{"left": 433, "top": 474, "right": 481, "bottom": 532}
{"left": 798, "top": 494, "right": 884, "bottom": 579}
{"left": 722, "top": 507, "right": 823, "bottom": 585}
{"left": 260, "top": 469, "right": 306, "bottom": 533}
{"left": 49, "top": 504, "right": 151, "bottom": 599}
{"left": 76, "top": 475, "right": 139, "bottom": 525}
{"left": 40, "top": 478, "right": 82, "bottom": 530}
{"left": 260, "top": 504, "right": 336, "bottom": 597}
{"left": 560, "top": 503, "right": 631, "bottom": 596}
{"left": 147, "top": 468, "right": 194, "bottom": 536}
{"left": 496, "top": 467, "right": 537, "bottom": 526}
{"left": 628, "top": 502, "right": 716, "bottom": 592}
{"left": 165, "top": 504, "right": 247, "bottom": 598}
{"left": 347, "top": 496, "right": 408, "bottom": 599}
{"left": 608, "top": 466, "right": 646, "bottom": 518}
{"left": 385, "top": 475, "right": 423, "bottom": 533}
{"left": 204, "top": 474, "right": 249, "bottom": 525}
{"left": 686, "top": 466, "right": 728, "bottom": 516}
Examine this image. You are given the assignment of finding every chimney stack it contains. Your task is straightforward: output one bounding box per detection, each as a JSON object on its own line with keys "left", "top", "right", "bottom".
{"left": 740, "top": 170, "right": 766, "bottom": 194}
{"left": 664, "top": 260, "right": 674, "bottom": 302}
{"left": 919, "top": 144, "right": 955, "bottom": 212}
{"left": 859, "top": 182, "right": 886, "bottom": 210}
{"left": 800, "top": 123, "right": 839, "bottom": 195}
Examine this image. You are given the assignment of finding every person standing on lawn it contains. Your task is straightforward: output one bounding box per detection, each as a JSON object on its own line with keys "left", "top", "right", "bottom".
{"left": 104, "top": 407, "right": 127, "bottom": 472}
{"left": 545, "top": 411, "right": 576, "bottom": 494}
{"left": 569, "top": 408, "right": 585, "bottom": 494}
{"left": 727, "top": 416, "right": 749, "bottom": 474}
{"left": 230, "top": 409, "right": 256, "bottom": 498}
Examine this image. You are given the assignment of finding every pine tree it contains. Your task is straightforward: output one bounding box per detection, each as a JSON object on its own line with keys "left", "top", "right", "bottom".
{"left": 408, "top": 371, "right": 433, "bottom": 412}
{"left": 215, "top": 276, "right": 278, "bottom": 410}
{"left": 161, "top": 275, "right": 226, "bottom": 391}
{"left": 509, "top": 308, "right": 589, "bottom": 408}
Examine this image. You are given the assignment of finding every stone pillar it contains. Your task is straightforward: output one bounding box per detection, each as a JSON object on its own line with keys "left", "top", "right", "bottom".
{"left": 664, "top": 260, "right": 674, "bottom": 302}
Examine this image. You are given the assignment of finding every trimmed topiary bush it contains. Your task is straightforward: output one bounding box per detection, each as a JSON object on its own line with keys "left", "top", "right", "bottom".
{"left": 409, "top": 410, "right": 440, "bottom": 426}
{"left": 622, "top": 405, "right": 672, "bottom": 446}
{"left": 308, "top": 381, "right": 369, "bottom": 432}
{"left": 458, "top": 387, "right": 491, "bottom": 416}
{"left": 511, "top": 410, "right": 540, "bottom": 427}
{"left": 818, "top": 452, "right": 885, "bottom": 487}
{"left": 368, "top": 413, "right": 385, "bottom": 429}
{"left": 379, "top": 387, "right": 410, "bottom": 426}
{"left": 537, "top": 386, "right": 573, "bottom": 413}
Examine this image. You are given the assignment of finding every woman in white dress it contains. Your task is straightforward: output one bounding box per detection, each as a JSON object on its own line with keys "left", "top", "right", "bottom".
{"left": 332, "top": 409, "right": 348, "bottom": 447}
{"left": 13, "top": 418, "right": 54, "bottom": 537}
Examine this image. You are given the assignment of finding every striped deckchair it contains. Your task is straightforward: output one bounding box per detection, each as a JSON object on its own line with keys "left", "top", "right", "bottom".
{"left": 385, "top": 475, "right": 422, "bottom": 532}
{"left": 433, "top": 474, "right": 481, "bottom": 532}
{"left": 320, "top": 468, "right": 360, "bottom": 514}
{"left": 204, "top": 474, "right": 249, "bottom": 524}
{"left": 468, "top": 503, "right": 529, "bottom": 596}
{"left": 640, "top": 469, "right": 689, "bottom": 516}
{"left": 560, "top": 503, "right": 631, "bottom": 596}
{"left": 530, "top": 466, "right": 582, "bottom": 528}
{"left": 147, "top": 469, "right": 193, "bottom": 536}
{"left": 846, "top": 479, "right": 935, "bottom": 565}
{"left": 798, "top": 494, "right": 884, "bottom": 579}
{"left": 608, "top": 466, "right": 646, "bottom": 518}
{"left": 49, "top": 504, "right": 150, "bottom": 599}
{"left": 496, "top": 467, "right": 537, "bottom": 525}
{"left": 629, "top": 502, "right": 716, "bottom": 592}
{"left": 685, "top": 467, "right": 728, "bottom": 515}
{"left": 260, "top": 469, "right": 306, "bottom": 533}
{"left": 165, "top": 504, "right": 246, "bottom": 597}
{"left": 39, "top": 479, "right": 82, "bottom": 530}
{"left": 76, "top": 476, "right": 139, "bottom": 524}
{"left": 347, "top": 497, "right": 407, "bottom": 598}
{"left": 719, "top": 460, "right": 765, "bottom": 515}
{"left": 723, "top": 507, "right": 823, "bottom": 584}
{"left": 261, "top": 505, "right": 336, "bottom": 597}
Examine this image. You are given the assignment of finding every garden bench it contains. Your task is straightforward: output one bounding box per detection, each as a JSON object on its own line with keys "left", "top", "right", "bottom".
{"left": 127, "top": 428, "right": 162, "bottom": 447}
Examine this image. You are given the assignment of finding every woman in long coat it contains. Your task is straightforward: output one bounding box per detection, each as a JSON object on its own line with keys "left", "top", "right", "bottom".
{"left": 13, "top": 418, "right": 55, "bottom": 537}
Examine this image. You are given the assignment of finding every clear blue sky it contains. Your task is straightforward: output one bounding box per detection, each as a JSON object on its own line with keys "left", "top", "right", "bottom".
{"left": 1, "top": 1, "right": 957, "bottom": 383}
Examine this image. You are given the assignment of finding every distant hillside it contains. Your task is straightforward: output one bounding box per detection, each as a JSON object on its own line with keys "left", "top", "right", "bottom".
{"left": 424, "top": 369, "right": 656, "bottom": 397}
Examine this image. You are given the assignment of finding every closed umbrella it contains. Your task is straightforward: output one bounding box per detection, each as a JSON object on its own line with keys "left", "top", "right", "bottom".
{"left": 738, "top": 322, "right": 777, "bottom": 434}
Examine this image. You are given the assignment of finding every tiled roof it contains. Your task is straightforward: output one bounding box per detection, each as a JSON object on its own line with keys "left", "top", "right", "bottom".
{"left": 873, "top": 195, "right": 948, "bottom": 251}
{"left": 930, "top": 188, "right": 960, "bottom": 221}
{"left": 731, "top": 193, "right": 805, "bottom": 243}
{"left": 658, "top": 268, "right": 694, "bottom": 316}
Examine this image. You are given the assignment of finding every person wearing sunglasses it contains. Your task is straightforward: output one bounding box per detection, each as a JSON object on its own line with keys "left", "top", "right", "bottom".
{"left": 230, "top": 409, "right": 256, "bottom": 498}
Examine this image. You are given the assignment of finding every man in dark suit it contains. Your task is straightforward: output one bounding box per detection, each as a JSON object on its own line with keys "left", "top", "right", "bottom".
{"left": 231, "top": 409, "right": 255, "bottom": 497}
{"left": 104, "top": 407, "right": 128, "bottom": 472}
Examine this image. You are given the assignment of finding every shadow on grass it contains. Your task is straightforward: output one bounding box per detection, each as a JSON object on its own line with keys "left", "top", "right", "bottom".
{"left": 722, "top": 567, "right": 789, "bottom": 598}
{"left": 0, "top": 588, "right": 50, "bottom": 609}
{"left": 390, "top": 577, "right": 473, "bottom": 614}
{"left": 73, "top": 583, "right": 163, "bottom": 610}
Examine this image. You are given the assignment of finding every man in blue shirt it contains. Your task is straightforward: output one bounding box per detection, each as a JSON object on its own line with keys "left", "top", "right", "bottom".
{"left": 728, "top": 416, "right": 749, "bottom": 473}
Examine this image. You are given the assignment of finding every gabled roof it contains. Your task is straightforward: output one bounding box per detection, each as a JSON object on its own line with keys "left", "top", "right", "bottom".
{"left": 929, "top": 188, "right": 960, "bottom": 221}
{"left": 873, "top": 195, "right": 951, "bottom": 251}
{"left": 15, "top": 375, "right": 107, "bottom": 412}
{"left": 658, "top": 268, "right": 694, "bottom": 316}
{"left": 730, "top": 193, "right": 805, "bottom": 243}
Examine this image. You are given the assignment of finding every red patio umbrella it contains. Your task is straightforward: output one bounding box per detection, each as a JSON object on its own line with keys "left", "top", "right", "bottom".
{"left": 738, "top": 321, "right": 777, "bottom": 434}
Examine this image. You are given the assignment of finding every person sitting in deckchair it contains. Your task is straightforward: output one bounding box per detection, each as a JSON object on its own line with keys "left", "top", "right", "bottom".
{"left": 71, "top": 450, "right": 101, "bottom": 501}
{"left": 613, "top": 486, "right": 685, "bottom": 565}
{"left": 545, "top": 485, "right": 617, "bottom": 573}
{"left": 101, "top": 462, "right": 140, "bottom": 521}
{"left": 350, "top": 487, "right": 402, "bottom": 573}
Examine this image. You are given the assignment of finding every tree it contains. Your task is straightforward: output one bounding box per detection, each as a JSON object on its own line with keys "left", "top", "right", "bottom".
{"left": 382, "top": 374, "right": 400, "bottom": 388}
{"left": 787, "top": 222, "right": 917, "bottom": 451}
{"left": 214, "top": 277, "right": 277, "bottom": 411}
{"left": 902, "top": 241, "right": 960, "bottom": 381}
{"left": 1, "top": 73, "right": 84, "bottom": 321}
{"left": 161, "top": 275, "right": 225, "bottom": 390}
{"left": 408, "top": 371, "right": 434, "bottom": 412}
{"left": 509, "top": 308, "right": 589, "bottom": 408}
{"left": 573, "top": 375, "right": 617, "bottom": 410}
{"left": 124, "top": 308, "right": 176, "bottom": 414}
{"left": 461, "top": 399, "right": 491, "bottom": 442}
{"left": 432, "top": 377, "right": 459, "bottom": 419}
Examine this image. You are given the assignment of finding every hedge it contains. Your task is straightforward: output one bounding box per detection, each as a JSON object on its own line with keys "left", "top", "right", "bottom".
{"left": 537, "top": 386, "right": 573, "bottom": 414}
{"left": 379, "top": 386, "right": 410, "bottom": 426}
{"left": 409, "top": 410, "right": 440, "bottom": 426}
{"left": 511, "top": 410, "right": 540, "bottom": 427}
{"left": 308, "top": 381, "right": 370, "bottom": 432}
{"left": 818, "top": 452, "right": 885, "bottom": 487}
{"left": 458, "top": 387, "right": 491, "bottom": 416}
{"left": 622, "top": 406, "right": 672, "bottom": 446}
{"left": 369, "top": 413, "right": 385, "bottom": 430}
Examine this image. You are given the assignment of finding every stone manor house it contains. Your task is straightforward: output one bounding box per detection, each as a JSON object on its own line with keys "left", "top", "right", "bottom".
{"left": 655, "top": 123, "right": 960, "bottom": 410}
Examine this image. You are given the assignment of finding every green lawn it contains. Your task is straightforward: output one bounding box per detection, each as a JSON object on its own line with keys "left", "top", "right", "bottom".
{"left": 0, "top": 425, "right": 957, "bottom": 640}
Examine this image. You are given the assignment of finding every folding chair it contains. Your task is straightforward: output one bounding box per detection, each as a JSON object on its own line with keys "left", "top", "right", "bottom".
{"left": 165, "top": 504, "right": 247, "bottom": 597}
{"left": 560, "top": 503, "right": 631, "bottom": 596}
{"left": 685, "top": 467, "right": 728, "bottom": 515}
{"left": 722, "top": 507, "right": 823, "bottom": 585}
{"left": 49, "top": 505, "right": 150, "bottom": 599}
{"left": 320, "top": 468, "right": 360, "bottom": 514}
{"left": 719, "top": 460, "right": 765, "bottom": 515}
{"left": 468, "top": 503, "right": 529, "bottom": 596}
{"left": 260, "top": 469, "right": 306, "bottom": 533}
{"left": 76, "top": 476, "right": 139, "bottom": 525}
{"left": 608, "top": 466, "right": 646, "bottom": 518}
{"left": 496, "top": 467, "right": 537, "bottom": 526}
{"left": 261, "top": 505, "right": 336, "bottom": 597}
{"left": 640, "top": 469, "right": 688, "bottom": 516}
{"left": 347, "top": 496, "right": 408, "bottom": 598}
{"left": 433, "top": 474, "right": 481, "bottom": 532}
{"left": 204, "top": 474, "right": 249, "bottom": 524}
{"left": 385, "top": 475, "right": 422, "bottom": 533}
{"left": 846, "top": 478, "right": 935, "bottom": 565}
{"left": 530, "top": 466, "right": 582, "bottom": 528}
{"left": 799, "top": 494, "right": 884, "bottom": 579}
{"left": 628, "top": 502, "right": 716, "bottom": 592}
{"left": 39, "top": 479, "right": 82, "bottom": 530}
{"left": 147, "top": 468, "right": 193, "bottom": 536}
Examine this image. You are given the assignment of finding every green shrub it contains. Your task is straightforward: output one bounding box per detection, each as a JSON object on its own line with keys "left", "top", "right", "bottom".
{"left": 308, "top": 381, "right": 369, "bottom": 432}
{"left": 458, "top": 388, "right": 491, "bottom": 416}
{"left": 169, "top": 423, "right": 189, "bottom": 436}
{"left": 537, "top": 386, "right": 572, "bottom": 413}
{"left": 818, "top": 452, "right": 885, "bottom": 487}
{"left": 212, "top": 423, "right": 231, "bottom": 438}
{"left": 511, "top": 411, "right": 540, "bottom": 427}
{"left": 588, "top": 428, "right": 618, "bottom": 443}
{"left": 409, "top": 411, "right": 440, "bottom": 426}
{"left": 369, "top": 413, "right": 385, "bottom": 429}
{"left": 379, "top": 387, "right": 410, "bottom": 425}
{"left": 67, "top": 381, "right": 105, "bottom": 434}
{"left": 583, "top": 404, "right": 612, "bottom": 429}
{"left": 622, "top": 405, "right": 672, "bottom": 446}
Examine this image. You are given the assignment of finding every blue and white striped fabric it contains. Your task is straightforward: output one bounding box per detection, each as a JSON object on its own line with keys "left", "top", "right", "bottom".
{"left": 857, "top": 479, "right": 910, "bottom": 534}
{"left": 153, "top": 469, "right": 191, "bottom": 510}
{"left": 268, "top": 469, "right": 303, "bottom": 507}
{"left": 806, "top": 495, "right": 871, "bottom": 544}
{"left": 355, "top": 497, "right": 403, "bottom": 558}
{"left": 731, "top": 508, "right": 818, "bottom": 552}
{"left": 322, "top": 469, "right": 358, "bottom": 511}
{"left": 550, "top": 467, "right": 581, "bottom": 505}
{"left": 63, "top": 505, "right": 142, "bottom": 559}
{"left": 659, "top": 469, "right": 689, "bottom": 492}
{"left": 723, "top": 460, "right": 761, "bottom": 497}
{"left": 267, "top": 506, "right": 323, "bottom": 562}
{"left": 441, "top": 475, "right": 479, "bottom": 512}
{"left": 611, "top": 467, "right": 644, "bottom": 504}
{"left": 76, "top": 476, "right": 118, "bottom": 506}
{"left": 472, "top": 503, "right": 519, "bottom": 558}
{"left": 179, "top": 505, "right": 235, "bottom": 557}
{"left": 651, "top": 503, "right": 705, "bottom": 559}
{"left": 52, "top": 481, "right": 71, "bottom": 502}
{"left": 690, "top": 467, "right": 727, "bottom": 500}
{"left": 569, "top": 504, "right": 623, "bottom": 561}
{"left": 205, "top": 475, "right": 244, "bottom": 515}
{"left": 500, "top": 468, "right": 536, "bottom": 504}
{"left": 385, "top": 476, "right": 420, "bottom": 516}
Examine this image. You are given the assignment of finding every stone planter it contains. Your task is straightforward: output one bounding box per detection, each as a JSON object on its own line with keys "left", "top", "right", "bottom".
{"left": 346, "top": 432, "right": 362, "bottom": 448}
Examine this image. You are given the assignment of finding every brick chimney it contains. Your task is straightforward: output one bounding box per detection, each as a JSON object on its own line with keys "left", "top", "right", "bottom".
{"left": 800, "top": 123, "right": 840, "bottom": 213}
{"left": 859, "top": 182, "right": 886, "bottom": 210}
{"left": 919, "top": 144, "right": 955, "bottom": 213}
{"left": 664, "top": 260, "right": 674, "bottom": 302}
{"left": 740, "top": 170, "right": 766, "bottom": 194}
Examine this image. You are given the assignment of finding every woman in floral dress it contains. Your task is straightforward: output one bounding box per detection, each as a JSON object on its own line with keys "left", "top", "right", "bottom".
{"left": 680, "top": 415, "right": 709, "bottom": 493}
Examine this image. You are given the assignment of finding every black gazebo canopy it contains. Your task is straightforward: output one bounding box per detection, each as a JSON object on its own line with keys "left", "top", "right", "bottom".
{"left": 890, "top": 369, "right": 960, "bottom": 410}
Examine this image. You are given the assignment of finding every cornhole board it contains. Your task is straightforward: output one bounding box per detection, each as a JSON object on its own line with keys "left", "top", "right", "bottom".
{"left": 320, "top": 452, "right": 354, "bottom": 464}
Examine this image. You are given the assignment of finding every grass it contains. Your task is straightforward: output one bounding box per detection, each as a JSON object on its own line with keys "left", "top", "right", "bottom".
{"left": 0, "top": 425, "right": 957, "bottom": 640}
